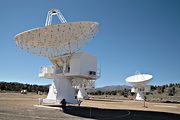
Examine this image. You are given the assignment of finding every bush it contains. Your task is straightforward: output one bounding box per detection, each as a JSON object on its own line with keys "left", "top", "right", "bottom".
{"left": 168, "top": 87, "right": 176, "bottom": 96}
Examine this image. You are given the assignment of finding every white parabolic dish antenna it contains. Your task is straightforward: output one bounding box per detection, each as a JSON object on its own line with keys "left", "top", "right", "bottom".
{"left": 126, "top": 72, "right": 153, "bottom": 100}
{"left": 15, "top": 9, "right": 100, "bottom": 104}
{"left": 15, "top": 21, "right": 98, "bottom": 57}
{"left": 126, "top": 74, "right": 152, "bottom": 85}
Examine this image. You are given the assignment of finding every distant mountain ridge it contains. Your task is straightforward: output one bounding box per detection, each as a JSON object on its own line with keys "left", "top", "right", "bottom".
{"left": 96, "top": 85, "right": 132, "bottom": 91}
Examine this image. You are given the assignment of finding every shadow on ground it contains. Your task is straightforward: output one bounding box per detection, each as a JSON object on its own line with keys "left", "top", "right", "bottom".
{"left": 64, "top": 106, "right": 180, "bottom": 120}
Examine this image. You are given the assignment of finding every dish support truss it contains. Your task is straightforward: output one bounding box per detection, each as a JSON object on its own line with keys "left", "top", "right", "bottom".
{"left": 45, "top": 9, "right": 67, "bottom": 26}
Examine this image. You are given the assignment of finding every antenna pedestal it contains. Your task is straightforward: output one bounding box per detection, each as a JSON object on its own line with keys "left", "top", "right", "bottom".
{"left": 77, "top": 88, "right": 89, "bottom": 99}
{"left": 46, "top": 83, "right": 57, "bottom": 100}
{"left": 54, "top": 75, "right": 78, "bottom": 104}
{"left": 136, "top": 91, "right": 144, "bottom": 101}
{"left": 43, "top": 75, "right": 79, "bottom": 104}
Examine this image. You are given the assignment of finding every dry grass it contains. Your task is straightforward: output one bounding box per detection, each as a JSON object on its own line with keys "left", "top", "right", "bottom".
{"left": 0, "top": 93, "right": 85, "bottom": 120}
{"left": 0, "top": 93, "right": 179, "bottom": 120}
{"left": 81, "top": 98, "right": 180, "bottom": 114}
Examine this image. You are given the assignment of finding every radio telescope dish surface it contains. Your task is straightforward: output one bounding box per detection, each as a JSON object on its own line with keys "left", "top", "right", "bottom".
{"left": 15, "top": 21, "right": 98, "bottom": 57}
{"left": 126, "top": 74, "right": 153, "bottom": 84}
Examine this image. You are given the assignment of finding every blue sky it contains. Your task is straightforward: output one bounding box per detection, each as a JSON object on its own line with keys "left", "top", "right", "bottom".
{"left": 0, "top": 0, "right": 180, "bottom": 87}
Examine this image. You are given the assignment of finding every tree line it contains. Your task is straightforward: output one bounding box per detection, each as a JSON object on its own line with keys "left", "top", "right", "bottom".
{"left": 0, "top": 82, "right": 49, "bottom": 93}
{"left": 88, "top": 83, "right": 180, "bottom": 97}
{"left": 0, "top": 82, "right": 179, "bottom": 97}
{"left": 88, "top": 88, "right": 133, "bottom": 98}
{"left": 151, "top": 83, "right": 180, "bottom": 96}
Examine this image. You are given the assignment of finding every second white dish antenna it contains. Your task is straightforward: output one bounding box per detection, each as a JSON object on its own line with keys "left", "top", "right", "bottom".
{"left": 126, "top": 72, "right": 153, "bottom": 100}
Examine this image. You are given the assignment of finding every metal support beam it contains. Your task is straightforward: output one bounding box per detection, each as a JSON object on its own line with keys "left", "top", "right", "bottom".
{"left": 45, "top": 9, "right": 67, "bottom": 26}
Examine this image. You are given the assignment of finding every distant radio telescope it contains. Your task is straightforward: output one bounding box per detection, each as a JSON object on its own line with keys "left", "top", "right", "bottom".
{"left": 15, "top": 9, "right": 100, "bottom": 104}
{"left": 126, "top": 72, "right": 153, "bottom": 100}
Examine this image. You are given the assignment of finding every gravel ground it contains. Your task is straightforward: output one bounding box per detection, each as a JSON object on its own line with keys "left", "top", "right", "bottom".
{"left": 0, "top": 93, "right": 179, "bottom": 120}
